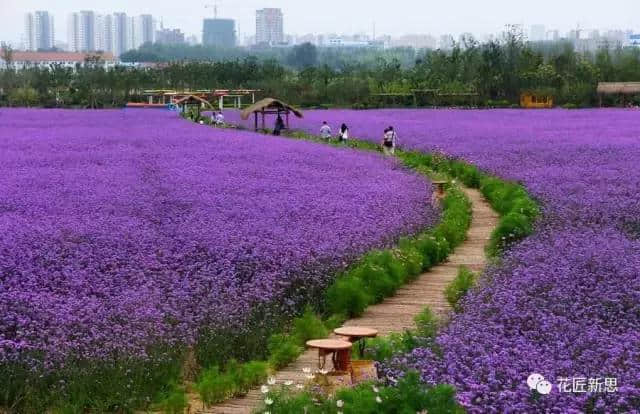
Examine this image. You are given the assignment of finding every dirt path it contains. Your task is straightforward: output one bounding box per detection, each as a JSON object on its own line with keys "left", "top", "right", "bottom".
{"left": 188, "top": 187, "right": 499, "bottom": 414}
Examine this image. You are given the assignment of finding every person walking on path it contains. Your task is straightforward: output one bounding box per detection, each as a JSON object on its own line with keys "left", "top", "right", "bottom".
{"left": 273, "top": 115, "right": 285, "bottom": 136}
{"left": 338, "top": 123, "right": 349, "bottom": 142}
{"left": 382, "top": 126, "right": 398, "bottom": 155}
{"left": 320, "top": 121, "right": 332, "bottom": 139}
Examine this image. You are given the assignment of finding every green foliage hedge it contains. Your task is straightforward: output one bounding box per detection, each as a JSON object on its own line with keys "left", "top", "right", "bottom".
{"left": 325, "top": 182, "right": 472, "bottom": 319}
{"left": 256, "top": 371, "right": 464, "bottom": 414}
{"left": 399, "top": 151, "right": 539, "bottom": 257}
{"left": 445, "top": 266, "right": 477, "bottom": 312}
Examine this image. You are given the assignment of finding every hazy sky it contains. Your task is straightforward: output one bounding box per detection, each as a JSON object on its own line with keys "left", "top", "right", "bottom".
{"left": 1, "top": 0, "right": 638, "bottom": 45}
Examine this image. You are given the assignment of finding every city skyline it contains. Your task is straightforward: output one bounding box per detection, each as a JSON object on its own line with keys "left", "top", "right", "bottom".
{"left": 1, "top": 0, "right": 638, "bottom": 48}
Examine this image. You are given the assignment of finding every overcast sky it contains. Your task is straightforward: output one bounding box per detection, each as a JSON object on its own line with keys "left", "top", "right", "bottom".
{"left": 1, "top": 0, "right": 638, "bottom": 46}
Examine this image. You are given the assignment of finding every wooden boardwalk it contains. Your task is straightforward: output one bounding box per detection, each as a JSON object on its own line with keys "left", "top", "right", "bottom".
{"left": 188, "top": 187, "right": 498, "bottom": 414}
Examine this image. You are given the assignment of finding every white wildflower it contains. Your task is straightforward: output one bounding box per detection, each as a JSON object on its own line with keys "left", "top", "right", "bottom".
{"left": 265, "top": 398, "right": 274, "bottom": 406}
{"left": 261, "top": 385, "right": 269, "bottom": 394}
{"left": 337, "top": 399, "right": 344, "bottom": 408}
{"left": 372, "top": 385, "right": 380, "bottom": 393}
{"left": 268, "top": 376, "right": 277, "bottom": 385}
{"left": 284, "top": 380, "right": 294, "bottom": 386}
{"left": 376, "top": 396, "right": 383, "bottom": 403}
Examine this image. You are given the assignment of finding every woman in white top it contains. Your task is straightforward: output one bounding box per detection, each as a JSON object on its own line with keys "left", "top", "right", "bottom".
{"left": 339, "top": 123, "right": 349, "bottom": 142}
{"left": 382, "top": 126, "right": 397, "bottom": 155}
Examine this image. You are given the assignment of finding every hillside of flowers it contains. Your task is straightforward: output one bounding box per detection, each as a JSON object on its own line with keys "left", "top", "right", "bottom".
{"left": 289, "top": 109, "right": 640, "bottom": 412}
{"left": 0, "top": 109, "right": 436, "bottom": 384}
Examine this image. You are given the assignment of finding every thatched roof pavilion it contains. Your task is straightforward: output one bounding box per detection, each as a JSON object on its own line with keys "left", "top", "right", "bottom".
{"left": 241, "top": 98, "right": 303, "bottom": 131}
{"left": 597, "top": 82, "right": 640, "bottom": 95}
{"left": 597, "top": 82, "right": 640, "bottom": 106}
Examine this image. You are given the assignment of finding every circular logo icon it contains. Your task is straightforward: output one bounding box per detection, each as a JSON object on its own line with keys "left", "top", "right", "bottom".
{"left": 536, "top": 380, "right": 553, "bottom": 395}
{"left": 527, "top": 373, "right": 545, "bottom": 390}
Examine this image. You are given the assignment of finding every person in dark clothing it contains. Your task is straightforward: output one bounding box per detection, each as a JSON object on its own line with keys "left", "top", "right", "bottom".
{"left": 273, "top": 115, "right": 285, "bottom": 136}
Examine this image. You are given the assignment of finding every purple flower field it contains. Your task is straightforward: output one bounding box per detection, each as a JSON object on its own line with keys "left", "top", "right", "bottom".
{"left": 0, "top": 109, "right": 436, "bottom": 367}
{"left": 285, "top": 109, "right": 640, "bottom": 412}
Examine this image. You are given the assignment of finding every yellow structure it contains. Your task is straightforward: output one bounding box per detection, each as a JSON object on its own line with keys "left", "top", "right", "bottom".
{"left": 520, "top": 93, "right": 554, "bottom": 109}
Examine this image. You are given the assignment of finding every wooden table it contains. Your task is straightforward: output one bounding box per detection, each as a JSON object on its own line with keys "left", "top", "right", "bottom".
{"left": 306, "top": 339, "right": 353, "bottom": 371}
{"left": 334, "top": 327, "right": 379, "bottom": 356}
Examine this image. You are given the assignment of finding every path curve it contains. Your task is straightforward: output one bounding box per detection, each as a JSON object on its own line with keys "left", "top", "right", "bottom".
{"left": 186, "top": 187, "right": 498, "bottom": 414}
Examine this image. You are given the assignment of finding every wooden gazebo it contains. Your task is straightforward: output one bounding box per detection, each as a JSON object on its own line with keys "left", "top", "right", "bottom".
{"left": 174, "top": 95, "right": 214, "bottom": 119}
{"left": 597, "top": 82, "right": 640, "bottom": 107}
{"left": 241, "top": 98, "right": 303, "bottom": 131}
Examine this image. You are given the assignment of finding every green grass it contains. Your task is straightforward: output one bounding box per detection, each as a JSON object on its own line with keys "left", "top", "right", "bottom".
{"left": 445, "top": 266, "right": 477, "bottom": 312}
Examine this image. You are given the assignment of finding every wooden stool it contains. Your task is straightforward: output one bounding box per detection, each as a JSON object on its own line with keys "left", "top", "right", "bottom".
{"left": 431, "top": 180, "right": 448, "bottom": 206}
{"left": 306, "top": 339, "right": 353, "bottom": 372}
{"left": 333, "top": 327, "right": 379, "bottom": 356}
{"left": 432, "top": 180, "right": 448, "bottom": 198}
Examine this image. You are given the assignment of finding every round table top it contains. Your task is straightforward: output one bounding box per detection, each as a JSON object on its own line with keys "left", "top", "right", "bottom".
{"left": 306, "top": 339, "right": 353, "bottom": 351}
{"left": 334, "top": 327, "right": 379, "bottom": 338}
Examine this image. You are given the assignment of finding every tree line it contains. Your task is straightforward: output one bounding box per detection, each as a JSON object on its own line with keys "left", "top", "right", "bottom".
{"left": 2, "top": 31, "right": 640, "bottom": 109}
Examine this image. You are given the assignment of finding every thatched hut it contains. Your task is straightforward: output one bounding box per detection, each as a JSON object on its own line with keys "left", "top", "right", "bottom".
{"left": 597, "top": 82, "right": 640, "bottom": 107}
{"left": 241, "top": 98, "right": 303, "bottom": 131}
{"left": 174, "top": 95, "right": 214, "bottom": 120}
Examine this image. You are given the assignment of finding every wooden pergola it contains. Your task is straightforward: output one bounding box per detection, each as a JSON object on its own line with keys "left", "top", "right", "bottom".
{"left": 174, "top": 95, "right": 214, "bottom": 119}
{"left": 597, "top": 82, "right": 640, "bottom": 107}
{"left": 241, "top": 98, "right": 303, "bottom": 131}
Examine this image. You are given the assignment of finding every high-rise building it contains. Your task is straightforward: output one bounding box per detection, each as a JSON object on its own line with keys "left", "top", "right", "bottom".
{"left": 134, "top": 14, "right": 155, "bottom": 49}
{"left": 256, "top": 8, "right": 284, "bottom": 45}
{"left": 156, "top": 28, "right": 185, "bottom": 45}
{"left": 95, "top": 14, "right": 113, "bottom": 52}
{"left": 67, "top": 13, "right": 79, "bottom": 52}
{"left": 68, "top": 11, "right": 96, "bottom": 52}
{"left": 187, "top": 35, "right": 199, "bottom": 46}
{"left": 530, "top": 25, "right": 546, "bottom": 42}
{"left": 127, "top": 16, "right": 136, "bottom": 51}
{"left": 203, "top": 18, "right": 236, "bottom": 48}
{"left": 24, "top": 11, "right": 55, "bottom": 51}
{"left": 548, "top": 30, "right": 560, "bottom": 42}
{"left": 112, "top": 13, "right": 129, "bottom": 57}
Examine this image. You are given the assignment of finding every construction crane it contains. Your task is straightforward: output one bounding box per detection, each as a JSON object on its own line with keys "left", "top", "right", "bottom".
{"left": 205, "top": 1, "right": 221, "bottom": 19}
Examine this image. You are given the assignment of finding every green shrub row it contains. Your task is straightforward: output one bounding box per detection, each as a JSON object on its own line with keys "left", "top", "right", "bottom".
{"left": 257, "top": 371, "right": 464, "bottom": 414}
{"left": 195, "top": 306, "right": 326, "bottom": 404}
{"left": 398, "top": 151, "right": 539, "bottom": 257}
{"left": 196, "top": 360, "right": 270, "bottom": 405}
{"left": 445, "top": 266, "right": 477, "bottom": 312}
{"left": 325, "top": 184, "right": 472, "bottom": 319}
{"left": 355, "top": 307, "right": 440, "bottom": 362}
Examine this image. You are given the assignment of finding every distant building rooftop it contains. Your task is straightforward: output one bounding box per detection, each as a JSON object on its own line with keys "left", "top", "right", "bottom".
{"left": 4, "top": 51, "right": 117, "bottom": 63}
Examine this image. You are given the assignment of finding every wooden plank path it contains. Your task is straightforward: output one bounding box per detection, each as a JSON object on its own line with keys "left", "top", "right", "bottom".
{"left": 188, "top": 187, "right": 498, "bottom": 414}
